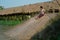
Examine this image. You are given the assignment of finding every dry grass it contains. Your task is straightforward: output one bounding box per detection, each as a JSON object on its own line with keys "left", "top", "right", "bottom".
{"left": 0, "top": 0, "right": 60, "bottom": 15}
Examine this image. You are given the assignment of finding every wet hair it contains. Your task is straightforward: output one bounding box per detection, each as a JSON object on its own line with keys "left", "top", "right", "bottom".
{"left": 40, "top": 6, "right": 43, "bottom": 8}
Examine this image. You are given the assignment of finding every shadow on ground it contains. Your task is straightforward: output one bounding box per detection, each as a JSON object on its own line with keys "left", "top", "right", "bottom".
{"left": 30, "top": 18, "right": 60, "bottom": 40}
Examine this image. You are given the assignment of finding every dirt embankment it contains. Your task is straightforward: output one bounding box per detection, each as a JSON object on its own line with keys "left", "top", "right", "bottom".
{"left": 4, "top": 14, "right": 57, "bottom": 40}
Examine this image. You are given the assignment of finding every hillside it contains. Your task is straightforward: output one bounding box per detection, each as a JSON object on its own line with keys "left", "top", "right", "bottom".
{"left": 4, "top": 14, "right": 57, "bottom": 40}
{"left": 0, "top": 0, "right": 60, "bottom": 15}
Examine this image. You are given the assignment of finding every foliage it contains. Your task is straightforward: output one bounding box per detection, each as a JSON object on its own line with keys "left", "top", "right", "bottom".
{"left": 0, "top": 15, "right": 32, "bottom": 31}
{"left": 0, "top": 20, "right": 24, "bottom": 31}
{"left": 0, "top": 6, "right": 4, "bottom": 10}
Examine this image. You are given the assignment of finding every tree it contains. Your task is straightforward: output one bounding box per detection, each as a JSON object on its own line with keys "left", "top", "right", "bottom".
{"left": 0, "top": 6, "right": 4, "bottom": 10}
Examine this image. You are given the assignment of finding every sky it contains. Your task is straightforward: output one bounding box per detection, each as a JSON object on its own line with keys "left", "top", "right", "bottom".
{"left": 0, "top": 0, "right": 51, "bottom": 8}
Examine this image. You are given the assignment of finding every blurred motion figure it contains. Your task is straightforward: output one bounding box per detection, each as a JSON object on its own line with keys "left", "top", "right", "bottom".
{"left": 36, "top": 6, "right": 45, "bottom": 19}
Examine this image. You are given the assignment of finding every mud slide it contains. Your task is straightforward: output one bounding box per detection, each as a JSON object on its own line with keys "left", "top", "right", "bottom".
{"left": 4, "top": 14, "right": 57, "bottom": 40}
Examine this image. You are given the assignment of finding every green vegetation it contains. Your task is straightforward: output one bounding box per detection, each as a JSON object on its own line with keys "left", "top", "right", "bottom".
{"left": 0, "top": 20, "right": 24, "bottom": 31}
{"left": 0, "top": 20, "right": 22, "bottom": 26}
{"left": 0, "top": 14, "right": 33, "bottom": 30}
{"left": 0, "top": 6, "right": 4, "bottom": 10}
{"left": 0, "top": 12, "right": 39, "bottom": 31}
{"left": 0, "top": 11, "right": 39, "bottom": 26}
{"left": 31, "top": 14, "right": 60, "bottom": 40}
{"left": 0, "top": 16, "right": 29, "bottom": 26}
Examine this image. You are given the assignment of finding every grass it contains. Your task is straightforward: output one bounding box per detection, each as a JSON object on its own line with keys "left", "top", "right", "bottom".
{"left": 0, "top": 15, "right": 31, "bottom": 31}
{"left": 30, "top": 14, "right": 60, "bottom": 40}
{"left": 0, "top": 20, "right": 24, "bottom": 31}
{"left": 0, "top": 20, "right": 23, "bottom": 26}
